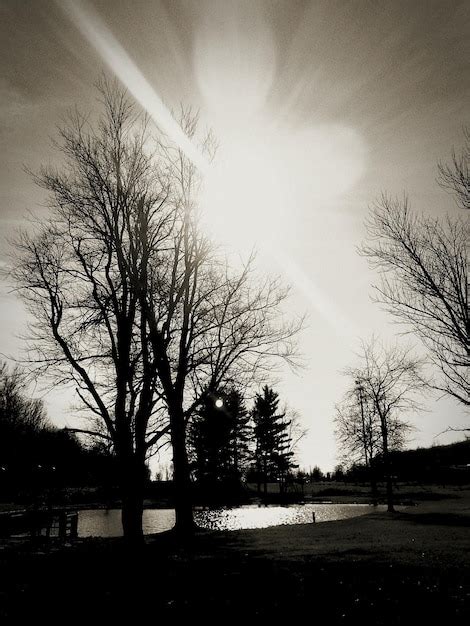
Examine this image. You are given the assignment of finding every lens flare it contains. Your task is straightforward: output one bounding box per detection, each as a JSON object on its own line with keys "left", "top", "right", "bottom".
{"left": 59, "top": 0, "right": 208, "bottom": 172}
{"left": 193, "top": 0, "right": 276, "bottom": 131}
{"left": 201, "top": 122, "right": 365, "bottom": 250}
{"left": 58, "top": 0, "right": 361, "bottom": 337}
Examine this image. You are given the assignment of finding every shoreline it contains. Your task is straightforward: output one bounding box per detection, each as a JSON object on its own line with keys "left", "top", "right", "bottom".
{"left": 1, "top": 488, "right": 469, "bottom": 622}
{"left": 2, "top": 480, "right": 463, "bottom": 514}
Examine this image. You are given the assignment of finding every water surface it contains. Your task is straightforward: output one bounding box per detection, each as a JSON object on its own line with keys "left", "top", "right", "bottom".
{"left": 78, "top": 503, "right": 383, "bottom": 537}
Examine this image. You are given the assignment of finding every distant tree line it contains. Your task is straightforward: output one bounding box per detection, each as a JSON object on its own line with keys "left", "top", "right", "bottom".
{"left": 0, "top": 362, "right": 118, "bottom": 500}
{"left": 387, "top": 439, "right": 470, "bottom": 484}
{"left": 337, "top": 438, "right": 470, "bottom": 485}
{"left": 1, "top": 359, "right": 303, "bottom": 505}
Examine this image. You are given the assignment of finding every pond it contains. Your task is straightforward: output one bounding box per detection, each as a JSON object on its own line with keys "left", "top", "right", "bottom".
{"left": 78, "top": 503, "right": 384, "bottom": 537}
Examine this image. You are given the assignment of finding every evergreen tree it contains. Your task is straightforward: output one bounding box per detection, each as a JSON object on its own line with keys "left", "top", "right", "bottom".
{"left": 251, "top": 386, "right": 297, "bottom": 496}
{"left": 225, "top": 389, "right": 252, "bottom": 481}
{"left": 188, "top": 388, "right": 252, "bottom": 486}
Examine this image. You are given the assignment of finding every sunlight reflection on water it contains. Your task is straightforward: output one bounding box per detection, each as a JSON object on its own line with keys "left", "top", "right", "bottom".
{"left": 194, "top": 503, "right": 383, "bottom": 531}
{"left": 78, "top": 504, "right": 383, "bottom": 537}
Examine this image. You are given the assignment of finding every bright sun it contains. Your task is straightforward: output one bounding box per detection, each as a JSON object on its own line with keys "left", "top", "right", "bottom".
{"left": 201, "top": 127, "right": 289, "bottom": 249}
{"left": 200, "top": 122, "right": 366, "bottom": 250}
{"left": 192, "top": 2, "right": 366, "bottom": 251}
{"left": 59, "top": 0, "right": 365, "bottom": 337}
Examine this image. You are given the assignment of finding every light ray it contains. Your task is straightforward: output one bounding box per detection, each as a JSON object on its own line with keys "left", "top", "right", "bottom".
{"left": 58, "top": 0, "right": 357, "bottom": 339}
{"left": 273, "top": 248, "right": 358, "bottom": 340}
{"left": 59, "top": 0, "right": 208, "bottom": 172}
{"left": 193, "top": 0, "right": 276, "bottom": 132}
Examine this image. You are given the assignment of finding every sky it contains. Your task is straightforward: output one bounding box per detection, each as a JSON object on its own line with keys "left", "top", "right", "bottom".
{"left": 0, "top": 0, "right": 469, "bottom": 472}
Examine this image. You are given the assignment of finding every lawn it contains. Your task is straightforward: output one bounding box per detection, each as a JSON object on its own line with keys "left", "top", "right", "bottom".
{"left": 0, "top": 487, "right": 469, "bottom": 623}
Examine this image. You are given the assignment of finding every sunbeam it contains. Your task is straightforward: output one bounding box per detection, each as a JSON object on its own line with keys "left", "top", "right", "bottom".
{"left": 58, "top": 0, "right": 360, "bottom": 337}
{"left": 193, "top": 0, "right": 276, "bottom": 131}
{"left": 59, "top": 0, "right": 208, "bottom": 172}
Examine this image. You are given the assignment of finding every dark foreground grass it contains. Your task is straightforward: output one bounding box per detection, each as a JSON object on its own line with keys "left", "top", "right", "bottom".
{"left": 1, "top": 493, "right": 469, "bottom": 624}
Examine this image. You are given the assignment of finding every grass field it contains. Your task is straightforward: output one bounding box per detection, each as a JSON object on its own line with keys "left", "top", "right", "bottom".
{"left": 1, "top": 485, "right": 469, "bottom": 623}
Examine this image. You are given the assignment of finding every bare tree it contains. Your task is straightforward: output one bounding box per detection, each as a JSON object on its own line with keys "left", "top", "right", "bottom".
{"left": 0, "top": 361, "right": 49, "bottom": 434}
{"left": 361, "top": 196, "right": 469, "bottom": 406}
{"left": 140, "top": 117, "right": 303, "bottom": 533}
{"left": 342, "top": 338, "right": 425, "bottom": 511}
{"left": 335, "top": 376, "right": 409, "bottom": 503}
{"left": 10, "top": 81, "right": 173, "bottom": 542}
{"left": 278, "top": 406, "right": 306, "bottom": 493}
{"left": 438, "top": 128, "right": 470, "bottom": 210}
{"left": 9, "top": 82, "right": 302, "bottom": 538}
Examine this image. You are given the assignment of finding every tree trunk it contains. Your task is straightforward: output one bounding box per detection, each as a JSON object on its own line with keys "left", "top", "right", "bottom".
{"left": 385, "top": 466, "right": 394, "bottom": 512}
{"left": 370, "top": 472, "right": 379, "bottom": 506}
{"left": 122, "top": 484, "right": 144, "bottom": 542}
{"left": 380, "top": 418, "right": 394, "bottom": 512}
{"left": 382, "top": 449, "right": 394, "bottom": 512}
{"left": 120, "top": 456, "right": 145, "bottom": 543}
{"left": 171, "top": 410, "right": 195, "bottom": 535}
{"left": 369, "top": 459, "right": 379, "bottom": 506}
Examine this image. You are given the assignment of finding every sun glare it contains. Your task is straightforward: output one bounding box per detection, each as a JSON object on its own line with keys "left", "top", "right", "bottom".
{"left": 193, "top": 0, "right": 276, "bottom": 129}
{"left": 193, "top": 2, "right": 365, "bottom": 250}
{"left": 200, "top": 122, "right": 365, "bottom": 250}
{"left": 59, "top": 0, "right": 365, "bottom": 332}
{"left": 60, "top": 0, "right": 208, "bottom": 171}
{"left": 200, "top": 127, "right": 289, "bottom": 249}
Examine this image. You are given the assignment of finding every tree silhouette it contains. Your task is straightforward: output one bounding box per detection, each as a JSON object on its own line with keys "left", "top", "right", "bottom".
{"left": 335, "top": 375, "right": 410, "bottom": 502}
{"left": 10, "top": 81, "right": 302, "bottom": 538}
{"left": 437, "top": 128, "right": 469, "bottom": 210}
{"left": 225, "top": 388, "right": 252, "bottom": 481}
{"left": 188, "top": 388, "right": 251, "bottom": 490}
{"left": 342, "top": 338, "right": 425, "bottom": 511}
{"left": 361, "top": 140, "right": 469, "bottom": 407}
{"left": 10, "top": 82, "right": 178, "bottom": 541}
{"left": 133, "top": 109, "right": 302, "bottom": 534}
{"left": 252, "top": 386, "right": 297, "bottom": 496}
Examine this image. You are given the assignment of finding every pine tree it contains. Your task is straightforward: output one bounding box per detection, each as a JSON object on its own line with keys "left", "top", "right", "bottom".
{"left": 225, "top": 389, "right": 252, "bottom": 481}
{"left": 188, "top": 388, "right": 252, "bottom": 487}
{"left": 251, "top": 386, "right": 297, "bottom": 496}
